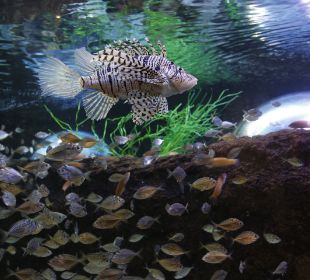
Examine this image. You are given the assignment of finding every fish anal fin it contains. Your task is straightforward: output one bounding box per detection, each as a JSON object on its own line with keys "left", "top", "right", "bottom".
{"left": 82, "top": 91, "right": 119, "bottom": 121}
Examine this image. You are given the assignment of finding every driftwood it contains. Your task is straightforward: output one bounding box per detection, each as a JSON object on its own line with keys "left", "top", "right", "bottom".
{"left": 1, "top": 129, "right": 310, "bottom": 279}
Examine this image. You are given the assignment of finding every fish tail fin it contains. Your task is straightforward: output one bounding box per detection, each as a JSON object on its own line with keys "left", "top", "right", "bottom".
{"left": 136, "top": 248, "right": 143, "bottom": 259}
{"left": 166, "top": 169, "right": 173, "bottom": 179}
{"left": 0, "top": 229, "right": 8, "bottom": 243}
{"left": 84, "top": 171, "right": 92, "bottom": 182}
{"left": 38, "top": 57, "right": 82, "bottom": 98}
{"left": 199, "top": 242, "right": 206, "bottom": 251}
{"left": 154, "top": 216, "right": 161, "bottom": 224}
{"left": 211, "top": 220, "right": 218, "bottom": 229}
{"left": 5, "top": 268, "right": 15, "bottom": 279}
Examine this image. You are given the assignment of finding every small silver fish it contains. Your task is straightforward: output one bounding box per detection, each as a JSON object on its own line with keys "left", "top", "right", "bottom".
{"left": 0, "top": 153, "right": 8, "bottom": 168}
{"left": 212, "top": 116, "right": 223, "bottom": 127}
{"left": 37, "top": 184, "right": 50, "bottom": 197}
{"left": 0, "top": 130, "right": 12, "bottom": 141}
{"left": 136, "top": 216, "right": 159, "bottom": 229}
{"left": 85, "top": 192, "right": 103, "bottom": 204}
{"left": 35, "top": 131, "right": 50, "bottom": 139}
{"left": 165, "top": 203, "right": 188, "bottom": 216}
{"left": 153, "top": 138, "right": 164, "bottom": 147}
{"left": 239, "top": 260, "right": 246, "bottom": 274}
{"left": 46, "top": 143, "right": 82, "bottom": 161}
{"left": 144, "top": 155, "right": 155, "bottom": 166}
{"left": 69, "top": 202, "right": 87, "bottom": 218}
{"left": 201, "top": 202, "right": 211, "bottom": 214}
{"left": 65, "top": 192, "right": 81, "bottom": 204}
{"left": 272, "top": 101, "right": 281, "bottom": 107}
{"left": 227, "top": 147, "right": 242, "bottom": 159}
{"left": 114, "top": 136, "right": 129, "bottom": 145}
{"left": 111, "top": 248, "right": 141, "bottom": 265}
{"left": 193, "top": 142, "right": 206, "bottom": 152}
{"left": 1, "top": 191, "right": 16, "bottom": 207}
{"left": 221, "top": 121, "right": 236, "bottom": 129}
{"left": 272, "top": 261, "right": 288, "bottom": 276}
{"left": 58, "top": 165, "right": 87, "bottom": 186}
{"left": 14, "top": 145, "right": 29, "bottom": 155}
{"left": 93, "top": 157, "right": 108, "bottom": 170}
{"left": 210, "top": 269, "right": 228, "bottom": 280}
{"left": 23, "top": 237, "right": 45, "bottom": 255}
{"left": 0, "top": 167, "right": 24, "bottom": 184}
{"left": 167, "top": 166, "right": 186, "bottom": 183}
{"left": 15, "top": 127, "right": 24, "bottom": 133}
{"left": 174, "top": 266, "right": 193, "bottom": 279}
{"left": 26, "top": 190, "right": 43, "bottom": 203}
{"left": 99, "top": 195, "right": 125, "bottom": 211}
{"left": 204, "top": 129, "right": 222, "bottom": 138}
{"left": 129, "top": 234, "right": 144, "bottom": 243}
{"left": 263, "top": 233, "right": 281, "bottom": 244}
{"left": 8, "top": 219, "right": 43, "bottom": 238}
{"left": 42, "top": 268, "right": 57, "bottom": 280}
{"left": 243, "top": 108, "right": 262, "bottom": 122}
{"left": 168, "top": 233, "right": 184, "bottom": 242}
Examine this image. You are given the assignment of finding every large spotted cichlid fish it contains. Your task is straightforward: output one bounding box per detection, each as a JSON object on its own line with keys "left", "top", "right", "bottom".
{"left": 38, "top": 39, "right": 197, "bottom": 125}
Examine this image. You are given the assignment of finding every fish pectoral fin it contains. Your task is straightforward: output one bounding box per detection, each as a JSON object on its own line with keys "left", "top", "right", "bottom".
{"left": 74, "top": 48, "right": 101, "bottom": 75}
{"left": 115, "top": 65, "right": 166, "bottom": 85}
{"left": 83, "top": 91, "right": 119, "bottom": 121}
{"left": 128, "top": 92, "right": 168, "bottom": 125}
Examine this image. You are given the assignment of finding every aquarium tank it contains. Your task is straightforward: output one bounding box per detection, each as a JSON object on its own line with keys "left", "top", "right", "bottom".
{"left": 0, "top": 0, "right": 309, "bottom": 279}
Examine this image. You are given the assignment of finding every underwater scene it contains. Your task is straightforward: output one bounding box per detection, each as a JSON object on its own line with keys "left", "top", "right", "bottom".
{"left": 0, "top": 0, "right": 310, "bottom": 279}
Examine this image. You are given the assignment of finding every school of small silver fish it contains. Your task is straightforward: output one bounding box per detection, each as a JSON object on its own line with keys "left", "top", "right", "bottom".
{"left": 0, "top": 99, "right": 295, "bottom": 279}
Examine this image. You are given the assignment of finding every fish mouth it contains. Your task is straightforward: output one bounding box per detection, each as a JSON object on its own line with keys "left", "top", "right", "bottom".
{"left": 182, "top": 74, "right": 198, "bottom": 92}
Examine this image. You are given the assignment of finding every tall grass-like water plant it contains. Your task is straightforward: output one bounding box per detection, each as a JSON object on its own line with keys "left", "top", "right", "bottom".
{"left": 45, "top": 89, "right": 240, "bottom": 156}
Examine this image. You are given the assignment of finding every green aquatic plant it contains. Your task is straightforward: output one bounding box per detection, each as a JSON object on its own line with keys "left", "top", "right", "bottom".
{"left": 104, "top": 89, "right": 240, "bottom": 156}
{"left": 45, "top": 89, "right": 240, "bottom": 157}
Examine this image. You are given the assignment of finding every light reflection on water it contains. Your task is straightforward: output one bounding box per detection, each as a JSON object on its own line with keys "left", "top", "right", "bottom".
{"left": 0, "top": 0, "right": 309, "bottom": 128}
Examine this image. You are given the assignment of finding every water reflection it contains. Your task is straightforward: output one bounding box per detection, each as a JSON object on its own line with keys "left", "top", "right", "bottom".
{"left": 237, "top": 92, "right": 310, "bottom": 137}
{"left": 0, "top": 0, "right": 309, "bottom": 128}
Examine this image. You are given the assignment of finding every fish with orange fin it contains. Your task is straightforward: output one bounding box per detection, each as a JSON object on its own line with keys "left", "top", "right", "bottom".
{"left": 115, "top": 172, "right": 130, "bottom": 196}
{"left": 210, "top": 173, "right": 227, "bottom": 201}
{"left": 46, "top": 143, "right": 83, "bottom": 161}
{"left": 60, "top": 132, "right": 81, "bottom": 143}
{"left": 206, "top": 157, "right": 239, "bottom": 168}
{"left": 233, "top": 231, "right": 259, "bottom": 245}
{"left": 57, "top": 165, "right": 91, "bottom": 191}
{"left": 213, "top": 218, "right": 244, "bottom": 232}
{"left": 59, "top": 132, "right": 98, "bottom": 148}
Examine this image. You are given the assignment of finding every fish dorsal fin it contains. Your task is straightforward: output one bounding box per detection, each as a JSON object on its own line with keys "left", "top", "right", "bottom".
{"left": 93, "top": 46, "right": 166, "bottom": 85}
{"left": 112, "top": 39, "right": 154, "bottom": 56}
{"left": 128, "top": 92, "right": 168, "bottom": 125}
{"left": 82, "top": 91, "right": 119, "bottom": 121}
{"left": 92, "top": 48, "right": 137, "bottom": 67}
{"left": 108, "top": 38, "right": 167, "bottom": 57}
{"left": 74, "top": 48, "right": 102, "bottom": 75}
